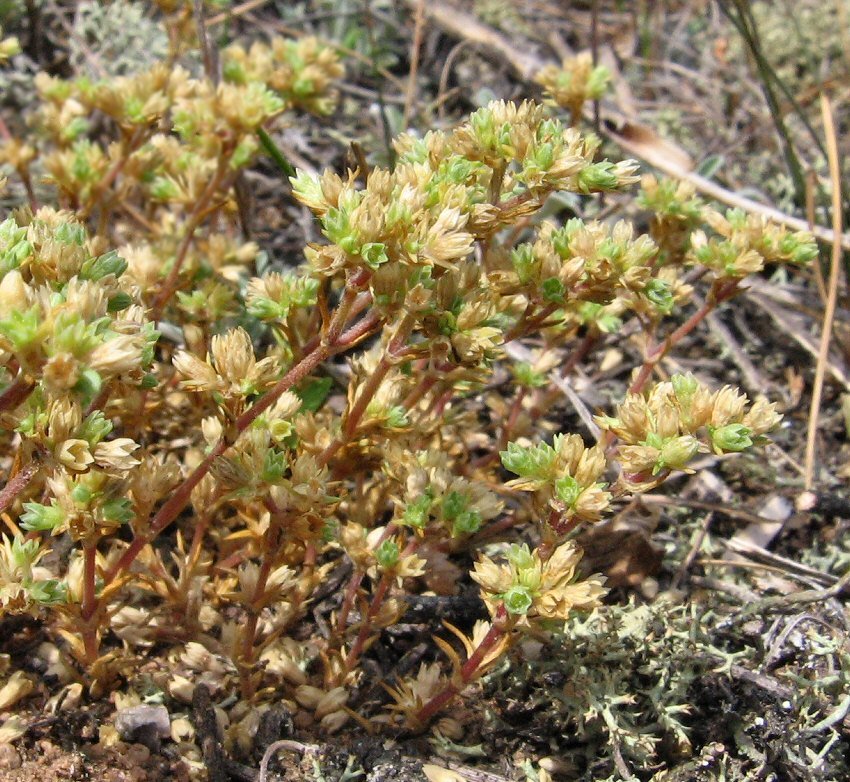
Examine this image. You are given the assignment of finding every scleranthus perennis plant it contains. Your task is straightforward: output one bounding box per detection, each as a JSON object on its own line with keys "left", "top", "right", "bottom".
{"left": 0, "top": 33, "right": 817, "bottom": 745}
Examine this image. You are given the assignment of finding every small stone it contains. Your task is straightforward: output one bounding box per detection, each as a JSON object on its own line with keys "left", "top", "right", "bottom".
{"left": 0, "top": 741, "right": 22, "bottom": 770}
{"left": 114, "top": 705, "right": 170, "bottom": 751}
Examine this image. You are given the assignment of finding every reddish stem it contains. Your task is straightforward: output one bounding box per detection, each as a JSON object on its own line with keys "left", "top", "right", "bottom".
{"left": 415, "top": 604, "right": 510, "bottom": 726}
{"left": 629, "top": 279, "right": 739, "bottom": 395}
{"left": 346, "top": 356, "right": 391, "bottom": 438}
{"left": 152, "top": 155, "right": 233, "bottom": 317}
{"left": 80, "top": 540, "right": 100, "bottom": 664}
{"left": 0, "top": 460, "right": 39, "bottom": 516}
{"left": 238, "top": 515, "right": 282, "bottom": 699}
{"left": 104, "top": 309, "right": 384, "bottom": 586}
{"left": 334, "top": 569, "right": 364, "bottom": 641}
{"left": 341, "top": 570, "right": 392, "bottom": 677}
{"left": 0, "top": 376, "right": 35, "bottom": 414}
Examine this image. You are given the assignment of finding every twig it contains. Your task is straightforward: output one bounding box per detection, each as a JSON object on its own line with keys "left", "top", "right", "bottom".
{"left": 739, "top": 567, "right": 850, "bottom": 616}
{"left": 703, "top": 307, "right": 765, "bottom": 394}
{"left": 192, "top": 684, "right": 227, "bottom": 782}
{"left": 804, "top": 96, "right": 842, "bottom": 491}
{"left": 194, "top": 0, "right": 219, "bottom": 83}
{"left": 671, "top": 512, "right": 713, "bottom": 591}
{"left": 258, "top": 740, "right": 319, "bottom": 782}
{"left": 746, "top": 290, "right": 850, "bottom": 390}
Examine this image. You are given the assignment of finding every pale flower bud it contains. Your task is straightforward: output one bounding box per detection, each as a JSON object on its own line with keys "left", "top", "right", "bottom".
{"left": 0, "top": 269, "right": 28, "bottom": 311}
{"left": 57, "top": 439, "right": 95, "bottom": 471}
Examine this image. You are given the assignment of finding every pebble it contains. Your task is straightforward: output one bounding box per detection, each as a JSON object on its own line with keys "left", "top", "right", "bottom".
{"left": 114, "top": 705, "right": 170, "bottom": 751}
{"left": 0, "top": 741, "right": 21, "bottom": 770}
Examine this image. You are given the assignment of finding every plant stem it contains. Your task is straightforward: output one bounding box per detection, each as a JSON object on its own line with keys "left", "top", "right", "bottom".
{"left": 334, "top": 569, "right": 364, "bottom": 645}
{"left": 340, "top": 569, "right": 392, "bottom": 678}
{"left": 0, "top": 460, "right": 39, "bottom": 516}
{"left": 103, "top": 308, "right": 384, "bottom": 586}
{"left": 80, "top": 538, "right": 100, "bottom": 664}
{"left": 318, "top": 311, "right": 416, "bottom": 466}
{"left": 152, "top": 153, "right": 233, "bottom": 317}
{"left": 628, "top": 279, "right": 738, "bottom": 395}
{"left": 339, "top": 533, "right": 418, "bottom": 683}
{"left": 238, "top": 512, "right": 283, "bottom": 699}
{"left": 415, "top": 603, "right": 510, "bottom": 726}
{"left": 0, "top": 375, "right": 35, "bottom": 414}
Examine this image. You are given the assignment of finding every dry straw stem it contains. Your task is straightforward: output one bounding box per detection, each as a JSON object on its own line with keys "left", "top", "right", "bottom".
{"left": 406, "top": 0, "right": 850, "bottom": 252}
{"left": 803, "top": 96, "right": 843, "bottom": 492}
{"left": 403, "top": 0, "right": 427, "bottom": 128}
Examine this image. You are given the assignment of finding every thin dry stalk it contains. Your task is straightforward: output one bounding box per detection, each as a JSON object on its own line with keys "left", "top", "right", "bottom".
{"left": 803, "top": 97, "right": 843, "bottom": 491}
{"left": 403, "top": 0, "right": 426, "bottom": 129}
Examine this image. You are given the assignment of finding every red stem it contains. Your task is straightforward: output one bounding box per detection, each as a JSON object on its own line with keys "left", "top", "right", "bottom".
{"left": 238, "top": 514, "right": 283, "bottom": 698}
{"left": 415, "top": 604, "right": 510, "bottom": 726}
{"left": 152, "top": 155, "right": 234, "bottom": 317}
{"left": 103, "top": 309, "right": 384, "bottom": 586}
{"left": 629, "top": 279, "right": 739, "bottom": 395}
{"left": 0, "top": 460, "right": 39, "bottom": 516}
{"left": 0, "top": 376, "right": 35, "bottom": 414}
{"left": 80, "top": 540, "right": 100, "bottom": 664}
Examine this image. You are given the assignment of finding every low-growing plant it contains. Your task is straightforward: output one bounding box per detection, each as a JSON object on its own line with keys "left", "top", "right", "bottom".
{"left": 0, "top": 11, "right": 818, "bottom": 747}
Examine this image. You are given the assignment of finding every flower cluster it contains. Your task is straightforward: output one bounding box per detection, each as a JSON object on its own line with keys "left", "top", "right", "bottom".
{"left": 597, "top": 373, "right": 783, "bottom": 488}
{"left": 472, "top": 541, "right": 607, "bottom": 621}
{"left": 501, "top": 434, "right": 611, "bottom": 533}
{"left": 690, "top": 207, "right": 818, "bottom": 278}
{"left": 535, "top": 52, "right": 611, "bottom": 125}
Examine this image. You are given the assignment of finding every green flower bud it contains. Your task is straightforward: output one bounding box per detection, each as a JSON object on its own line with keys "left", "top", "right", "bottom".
{"left": 657, "top": 435, "right": 700, "bottom": 472}
{"left": 671, "top": 373, "right": 699, "bottom": 401}
{"left": 511, "top": 244, "right": 535, "bottom": 284}
{"left": 248, "top": 296, "right": 284, "bottom": 320}
{"left": 0, "top": 307, "right": 40, "bottom": 350}
{"left": 385, "top": 406, "right": 409, "bottom": 429}
{"left": 81, "top": 250, "right": 128, "bottom": 281}
{"left": 71, "top": 484, "right": 94, "bottom": 504}
{"left": 513, "top": 361, "right": 547, "bottom": 389}
{"left": 375, "top": 538, "right": 399, "bottom": 569}
{"left": 441, "top": 490, "right": 468, "bottom": 521}
{"left": 644, "top": 278, "right": 674, "bottom": 314}
{"left": 402, "top": 495, "right": 432, "bottom": 529}
{"left": 27, "top": 579, "right": 68, "bottom": 605}
{"left": 501, "top": 440, "right": 558, "bottom": 481}
{"left": 505, "top": 543, "right": 535, "bottom": 571}
{"left": 79, "top": 411, "right": 113, "bottom": 446}
{"left": 451, "top": 509, "right": 482, "bottom": 537}
{"left": 577, "top": 162, "right": 619, "bottom": 193}
{"left": 107, "top": 292, "right": 133, "bottom": 312}
{"left": 710, "top": 423, "right": 753, "bottom": 453}
{"left": 502, "top": 585, "right": 534, "bottom": 615}
{"left": 541, "top": 277, "right": 565, "bottom": 303}
{"left": 101, "top": 498, "right": 133, "bottom": 524}
{"left": 554, "top": 474, "right": 582, "bottom": 507}
{"left": 361, "top": 242, "right": 389, "bottom": 269}
{"left": 261, "top": 449, "right": 288, "bottom": 483}
{"left": 10, "top": 537, "right": 40, "bottom": 568}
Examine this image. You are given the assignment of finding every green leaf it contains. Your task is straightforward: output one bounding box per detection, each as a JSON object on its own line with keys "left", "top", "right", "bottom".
{"left": 20, "top": 501, "right": 64, "bottom": 532}
{"left": 296, "top": 377, "right": 333, "bottom": 413}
